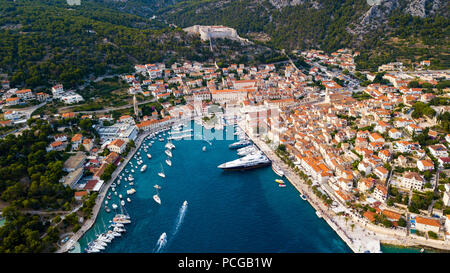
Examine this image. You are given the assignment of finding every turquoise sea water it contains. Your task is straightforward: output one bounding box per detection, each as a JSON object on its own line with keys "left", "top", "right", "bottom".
{"left": 79, "top": 122, "right": 353, "bottom": 253}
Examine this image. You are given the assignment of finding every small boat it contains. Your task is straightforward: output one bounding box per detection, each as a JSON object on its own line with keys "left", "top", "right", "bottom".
{"left": 127, "top": 198, "right": 131, "bottom": 203}
{"left": 300, "top": 194, "right": 307, "bottom": 200}
{"left": 131, "top": 169, "right": 135, "bottom": 173}
{"left": 158, "top": 232, "right": 167, "bottom": 244}
{"left": 154, "top": 184, "right": 161, "bottom": 190}
{"left": 202, "top": 146, "right": 206, "bottom": 152}
{"left": 272, "top": 164, "right": 285, "bottom": 177}
{"left": 275, "top": 179, "right": 284, "bottom": 184}
{"left": 165, "top": 159, "right": 172, "bottom": 166}
{"left": 114, "top": 192, "right": 117, "bottom": 196}
{"left": 316, "top": 211, "right": 322, "bottom": 218}
{"left": 141, "top": 164, "right": 147, "bottom": 172}
{"left": 105, "top": 206, "right": 111, "bottom": 213}
{"left": 165, "top": 149, "right": 172, "bottom": 157}
{"left": 153, "top": 194, "right": 161, "bottom": 205}
{"left": 107, "top": 195, "right": 111, "bottom": 200}
{"left": 119, "top": 194, "right": 123, "bottom": 199}
{"left": 127, "top": 188, "right": 136, "bottom": 195}
{"left": 105, "top": 200, "right": 108, "bottom": 205}
{"left": 120, "top": 200, "right": 125, "bottom": 206}
{"left": 147, "top": 154, "right": 152, "bottom": 159}
{"left": 158, "top": 163, "right": 165, "bottom": 178}
{"left": 112, "top": 204, "right": 118, "bottom": 210}
{"left": 279, "top": 184, "right": 286, "bottom": 187}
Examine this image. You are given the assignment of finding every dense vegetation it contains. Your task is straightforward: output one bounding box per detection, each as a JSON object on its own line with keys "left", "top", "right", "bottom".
{"left": 0, "top": 119, "right": 73, "bottom": 209}
{"left": 356, "top": 13, "right": 450, "bottom": 71}
{"left": 0, "top": 0, "right": 214, "bottom": 89}
{"left": 150, "top": 0, "right": 450, "bottom": 70}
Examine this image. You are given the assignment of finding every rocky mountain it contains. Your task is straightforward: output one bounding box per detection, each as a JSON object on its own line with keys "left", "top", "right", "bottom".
{"left": 139, "top": 0, "right": 447, "bottom": 70}
{"left": 354, "top": 0, "right": 445, "bottom": 34}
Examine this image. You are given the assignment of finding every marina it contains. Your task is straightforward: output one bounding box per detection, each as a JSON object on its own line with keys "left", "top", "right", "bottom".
{"left": 74, "top": 121, "right": 351, "bottom": 253}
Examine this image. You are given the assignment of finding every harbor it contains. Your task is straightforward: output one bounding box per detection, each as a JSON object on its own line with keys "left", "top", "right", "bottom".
{"left": 70, "top": 120, "right": 351, "bottom": 253}
{"left": 237, "top": 121, "right": 383, "bottom": 253}
{"left": 57, "top": 125, "right": 172, "bottom": 253}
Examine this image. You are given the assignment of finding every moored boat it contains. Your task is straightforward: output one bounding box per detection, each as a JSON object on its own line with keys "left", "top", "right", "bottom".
{"left": 272, "top": 164, "right": 285, "bottom": 177}
{"left": 229, "top": 139, "right": 252, "bottom": 149}
{"left": 153, "top": 194, "right": 161, "bottom": 205}
{"left": 218, "top": 151, "right": 271, "bottom": 171}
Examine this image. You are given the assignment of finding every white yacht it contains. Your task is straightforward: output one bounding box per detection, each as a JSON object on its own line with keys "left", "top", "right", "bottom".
{"left": 272, "top": 164, "right": 285, "bottom": 177}
{"left": 165, "top": 149, "right": 172, "bottom": 157}
{"left": 113, "top": 226, "right": 126, "bottom": 233}
{"left": 165, "top": 159, "right": 172, "bottom": 166}
{"left": 236, "top": 145, "right": 258, "bottom": 156}
{"left": 229, "top": 139, "right": 252, "bottom": 149}
{"left": 127, "top": 197, "right": 131, "bottom": 203}
{"left": 141, "top": 164, "right": 147, "bottom": 172}
{"left": 218, "top": 151, "right": 271, "bottom": 170}
{"left": 153, "top": 194, "right": 161, "bottom": 205}
{"left": 316, "top": 211, "right": 323, "bottom": 218}
{"left": 147, "top": 153, "right": 152, "bottom": 159}
{"left": 158, "top": 163, "right": 166, "bottom": 178}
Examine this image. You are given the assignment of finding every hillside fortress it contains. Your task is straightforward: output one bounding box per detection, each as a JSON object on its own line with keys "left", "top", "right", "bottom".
{"left": 183, "top": 25, "right": 250, "bottom": 43}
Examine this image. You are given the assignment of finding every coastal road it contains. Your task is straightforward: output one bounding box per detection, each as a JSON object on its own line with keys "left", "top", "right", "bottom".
{"left": 60, "top": 98, "right": 157, "bottom": 115}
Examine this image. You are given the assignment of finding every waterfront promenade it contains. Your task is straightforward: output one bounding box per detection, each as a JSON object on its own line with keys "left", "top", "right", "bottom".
{"left": 238, "top": 121, "right": 381, "bottom": 253}
{"left": 239, "top": 122, "right": 450, "bottom": 252}
{"left": 57, "top": 127, "right": 170, "bottom": 253}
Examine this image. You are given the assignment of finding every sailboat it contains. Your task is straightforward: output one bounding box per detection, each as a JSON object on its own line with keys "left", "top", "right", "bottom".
{"left": 153, "top": 186, "right": 161, "bottom": 205}
{"left": 158, "top": 163, "right": 166, "bottom": 178}
{"left": 165, "top": 158, "right": 172, "bottom": 166}
{"left": 202, "top": 146, "right": 206, "bottom": 152}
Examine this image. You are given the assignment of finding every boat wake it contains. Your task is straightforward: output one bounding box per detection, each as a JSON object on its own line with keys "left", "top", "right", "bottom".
{"left": 172, "top": 201, "right": 188, "bottom": 237}
{"left": 153, "top": 232, "right": 167, "bottom": 253}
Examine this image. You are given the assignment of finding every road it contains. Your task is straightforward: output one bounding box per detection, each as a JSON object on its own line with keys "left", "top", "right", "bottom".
{"left": 60, "top": 98, "right": 157, "bottom": 114}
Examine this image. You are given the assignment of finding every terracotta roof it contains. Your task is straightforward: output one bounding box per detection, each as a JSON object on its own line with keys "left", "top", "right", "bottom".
{"left": 364, "top": 211, "right": 376, "bottom": 222}
{"left": 415, "top": 216, "right": 441, "bottom": 227}
{"left": 382, "top": 210, "right": 402, "bottom": 221}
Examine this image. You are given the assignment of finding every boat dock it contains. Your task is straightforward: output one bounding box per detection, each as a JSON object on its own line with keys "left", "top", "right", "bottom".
{"left": 57, "top": 124, "right": 173, "bottom": 253}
